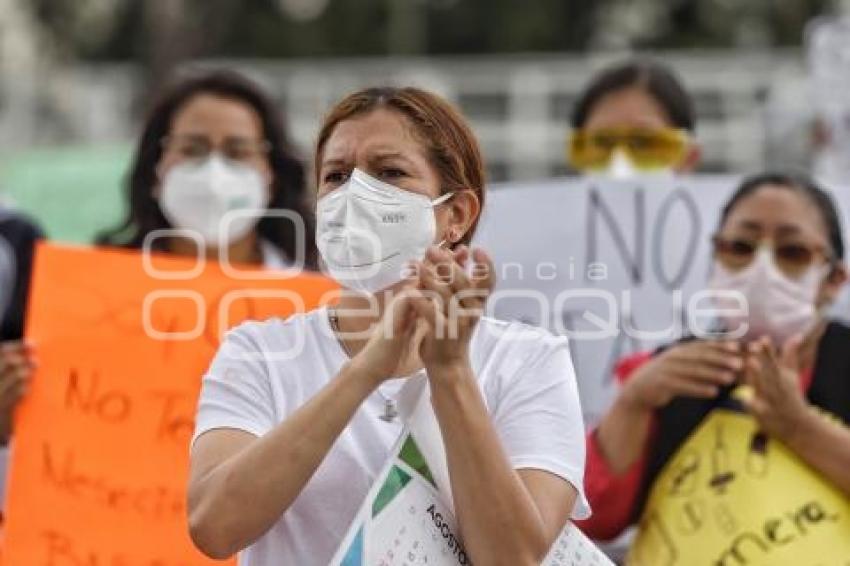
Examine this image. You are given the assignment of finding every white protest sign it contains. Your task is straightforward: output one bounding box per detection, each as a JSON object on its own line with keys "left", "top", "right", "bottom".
{"left": 328, "top": 375, "right": 470, "bottom": 566}
{"left": 330, "top": 377, "right": 613, "bottom": 566}
{"left": 473, "top": 175, "right": 850, "bottom": 425}
{"left": 328, "top": 430, "right": 467, "bottom": 566}
{"left": 542, "top": 523, "right": 615, "bottom": 566}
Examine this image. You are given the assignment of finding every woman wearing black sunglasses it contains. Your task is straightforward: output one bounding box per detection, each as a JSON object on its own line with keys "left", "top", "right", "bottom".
{"left": 579, "top": 172, "right": 850, "bottom": 556}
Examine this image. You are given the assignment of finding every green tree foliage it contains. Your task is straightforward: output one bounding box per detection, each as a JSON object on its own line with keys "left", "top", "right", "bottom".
{"left": 26, "top": 0, "right": 839, "bottom": 63}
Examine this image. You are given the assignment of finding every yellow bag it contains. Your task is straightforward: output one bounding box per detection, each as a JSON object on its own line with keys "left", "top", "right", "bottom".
{"left": 628, "top": 399, "right": 850, "bottom": 566}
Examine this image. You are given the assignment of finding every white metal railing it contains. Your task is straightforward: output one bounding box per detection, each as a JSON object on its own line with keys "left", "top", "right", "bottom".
{"left": 0, "top": 51, "right": 811, "bottom": 181}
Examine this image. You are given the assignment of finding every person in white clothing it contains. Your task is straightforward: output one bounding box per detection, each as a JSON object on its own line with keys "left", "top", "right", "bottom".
{"left": 188, "top": 86, "right": 589, "bottom": 566}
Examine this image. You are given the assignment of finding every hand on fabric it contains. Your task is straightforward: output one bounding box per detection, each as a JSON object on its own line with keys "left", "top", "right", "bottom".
{"left": 0, "top": 340, "right": 35, "bottom": 443}
{"left": 742, "top": 335, "right": 814, "bottom": 443}
{"left": 407, "top": 245, "right": 494, "bottom": 375}
{"left": 620, "top": 339, "right": 743, "bottom": 411}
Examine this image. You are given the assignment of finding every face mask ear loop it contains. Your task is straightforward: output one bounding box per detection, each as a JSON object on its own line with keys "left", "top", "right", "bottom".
{"left": 433, "top": 191, "right": 458, "bottom": 250}
{"left": 813, "top": 259, "right": 837, "bottom": 315}
{"left": 431, "top": 191, "right": 454, "bottom": 207}
{"left": 808, "top": 272, "right": 833, "bottom": 340}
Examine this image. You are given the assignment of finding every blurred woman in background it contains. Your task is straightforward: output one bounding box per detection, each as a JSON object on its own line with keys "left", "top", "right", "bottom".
{"left": 98, "top": 69, "right": 317, "bottom": 269}
{"left": 568, "top": 58, "right": 700, "bottom": 178}
{"left": 1, "top": 69, "right": 317, "bottom": 485}
{"left": 580, "top": 172, "right": 850, "bottom": 561}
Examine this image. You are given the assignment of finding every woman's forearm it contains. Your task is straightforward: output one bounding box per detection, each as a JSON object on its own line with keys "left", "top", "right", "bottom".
{"left": 785, "top": 408, "right": 850, "bottom": 497}
{"left": 428, "top": 363, "right": 550, "bottom": 566}
{"left": 189, "top": 361, "right": 379, "bottom": 558}
{"left": 594, "top": 394, "right": 654, "bottom": 474}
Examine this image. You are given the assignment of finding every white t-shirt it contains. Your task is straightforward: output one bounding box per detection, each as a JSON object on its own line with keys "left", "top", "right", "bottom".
{"left": 259, "top": 238, "right": 290, "bottom": 271}
{"left": 192, "top": 307, "right": 589, "bottom": 566}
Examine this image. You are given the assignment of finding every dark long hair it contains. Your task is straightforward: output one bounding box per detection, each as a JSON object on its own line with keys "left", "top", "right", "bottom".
{"left": 719, "top": 171, "right": 845, "bottom": 265}
{"left": 97, "top": 69, "right": 317, "bottom": 268}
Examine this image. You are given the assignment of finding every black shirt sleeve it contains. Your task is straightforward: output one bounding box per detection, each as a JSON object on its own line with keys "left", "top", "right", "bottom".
{"left": 0, "top": 211, "right": 45, "bottom": 341}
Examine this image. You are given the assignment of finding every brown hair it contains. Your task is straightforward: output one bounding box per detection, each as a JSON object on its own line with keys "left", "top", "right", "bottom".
{"left": 315, "top": 86, "right": 486, "bottom": 245}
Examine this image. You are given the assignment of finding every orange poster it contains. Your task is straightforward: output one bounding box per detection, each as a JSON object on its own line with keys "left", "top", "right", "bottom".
{"left": 2, "top": 243, "right": 338, "bottom": 565}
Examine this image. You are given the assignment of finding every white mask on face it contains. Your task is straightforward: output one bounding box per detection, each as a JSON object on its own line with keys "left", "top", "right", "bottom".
{"left": 158, "top": 155, "right": 269, "bottom": 247}
{"left": 708, "top": 248, "right": 828, "bottom": 345}
{"left": 316, "top": 168, "right": 452, "bottom": 294}
{"left": 593, "top": 149, "right": 675, "bottom": 181}
{"left": 607, "top": 149, "right": 641, "bottom": 179}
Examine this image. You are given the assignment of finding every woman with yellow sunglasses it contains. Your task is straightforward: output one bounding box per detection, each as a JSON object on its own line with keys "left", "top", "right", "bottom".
{"left": 568, "top": 58, "right": 701, "bottom": 178}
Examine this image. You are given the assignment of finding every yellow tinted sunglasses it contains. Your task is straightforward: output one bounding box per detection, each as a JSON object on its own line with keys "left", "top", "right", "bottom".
{"left": 567, "top": 127, "right": 690, "bottom": 171}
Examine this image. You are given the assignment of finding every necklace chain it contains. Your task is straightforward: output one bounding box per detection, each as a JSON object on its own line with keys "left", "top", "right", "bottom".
{"left": 328, "top": 308, "right": 398, "bottom": 423}
{"left": 327, "top": 308, "right": 353, "bottom": 358}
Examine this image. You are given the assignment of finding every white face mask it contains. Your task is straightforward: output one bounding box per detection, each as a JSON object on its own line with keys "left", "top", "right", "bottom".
{"left": 599, "top": 149, "right": 676, "bottom": 181}
{"left": 158, "top": 155, "right": 269, "bottom": 247}
{"left": 708, "top": 248, "right": 828, "bottom": 345}
{"left": 316, "top": 168, "right": 451, "bottom": 294}
{"left": 606, "top": 149, "right": 641, "bottom": 179}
